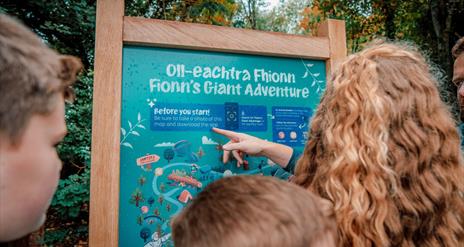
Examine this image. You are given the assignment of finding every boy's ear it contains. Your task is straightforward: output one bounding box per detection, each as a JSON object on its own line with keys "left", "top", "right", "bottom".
{"left": 59, "top": 55, "right": 82, "bottom": 83}
{"left": 59, "top": 55, "right": 82, "bottom": 102}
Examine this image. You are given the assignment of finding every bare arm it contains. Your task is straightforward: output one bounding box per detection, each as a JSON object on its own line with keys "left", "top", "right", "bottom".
{"left": 212, "top": 127, "right": 293, "bottom": 168}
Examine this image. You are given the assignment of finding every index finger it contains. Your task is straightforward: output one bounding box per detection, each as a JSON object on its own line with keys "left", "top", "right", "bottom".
{"left": 212, "top": 127, "right": 240, "bottom": 140}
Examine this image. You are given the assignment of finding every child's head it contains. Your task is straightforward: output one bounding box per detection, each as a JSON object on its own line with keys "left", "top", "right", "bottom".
{"left": 0, "top": 14, "right": 81, "bottom": 241}
{"left": 171, "top": 175, "right": 337, "bottom": 247}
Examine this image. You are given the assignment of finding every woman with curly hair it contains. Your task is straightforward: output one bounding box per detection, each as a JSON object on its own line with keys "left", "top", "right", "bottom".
{"left": 214, "top": 42, "right": 464, "bottom": 246}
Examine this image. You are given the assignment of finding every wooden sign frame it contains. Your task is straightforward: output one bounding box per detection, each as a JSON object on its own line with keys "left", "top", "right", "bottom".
{"left": 89, "top": 0, "right": 346, "bottom": 245}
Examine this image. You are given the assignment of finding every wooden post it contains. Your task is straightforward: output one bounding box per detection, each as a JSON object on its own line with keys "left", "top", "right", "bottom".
{"left": 89, "top": 0, "right": 124, "bottom": 246}
{"left": 317, "top": 19, "right": 347, "bottom": 82}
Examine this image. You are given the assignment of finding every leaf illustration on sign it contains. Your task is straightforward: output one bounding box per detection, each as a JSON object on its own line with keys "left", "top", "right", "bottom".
{"left": 301, "top": 59, "right": 324, "bottom": 95}
{"left": 120, "top": 112, "right": 146, "bottom": 148}
{"left": 302, "top": 71, "right": 308, "bottom": 78}
{"left": 122, "top": 142, "right": 133, "bottom": 149}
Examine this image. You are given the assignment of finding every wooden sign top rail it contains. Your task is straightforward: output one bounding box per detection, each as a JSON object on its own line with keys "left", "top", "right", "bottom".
{"left": 123, "top": 16, "right": 330, "bottom": 59}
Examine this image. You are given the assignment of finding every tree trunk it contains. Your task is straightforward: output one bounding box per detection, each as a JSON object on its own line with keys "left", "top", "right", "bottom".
{"left": 381, "top": 0, "right": 397, "bottom": 39}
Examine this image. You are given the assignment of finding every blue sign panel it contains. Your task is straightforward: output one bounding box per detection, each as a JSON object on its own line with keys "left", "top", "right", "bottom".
{"left": 119, "top": 46, "right": 326, "bottom": 246}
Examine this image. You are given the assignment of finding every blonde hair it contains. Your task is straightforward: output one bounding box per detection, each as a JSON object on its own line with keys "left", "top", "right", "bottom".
{"left": 294, "top": 42, "right": 464, "bottom": 246}
{"left": 172, "top": 175, "right": 337, "bottom": 247}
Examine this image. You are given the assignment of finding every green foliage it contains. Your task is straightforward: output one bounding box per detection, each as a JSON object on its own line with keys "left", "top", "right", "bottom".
{"left": 51, "top": 168, "right": 90, "bottom": 218}
{"left": 125, "top": 0, "right": 238, "bottom": 26}
{"left": 0, "top": 0, "right": 96, "bottom": 67}
{"left": 298, "top": 0, "right": 464, "bottom": 117}
{"left": 233, "top": 0, "right": 264, "bottom": 28}
{"left": 39, "top": 224, "right": 89, "bottom": 246}
{"left": 256, "top": 0, "right": 310, "bottom": 34}
{"left": 39, "top": 229, "right": 68, "bottom": 246}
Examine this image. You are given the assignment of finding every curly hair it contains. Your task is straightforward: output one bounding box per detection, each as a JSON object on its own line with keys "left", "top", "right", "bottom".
{"left": 294, "top": 42, "right": 464, "bottom": 246}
